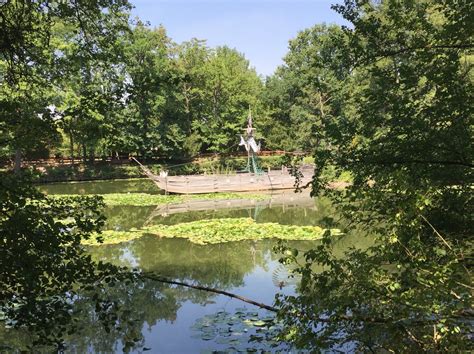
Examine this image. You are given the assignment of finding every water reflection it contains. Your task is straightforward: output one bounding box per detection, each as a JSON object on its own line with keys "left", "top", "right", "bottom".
{"left": 104, "top": 205, "right": 156, "bottom": 230}
{"left": 104, "top": 193, "right": 338, "bottom": 231}
{"left": 2, "top": 226, "right": 372, "bottom": 352}
{"left": 76, "top": 237, "right": 298, "bottom": 353}
{"left": 17, "top": 180, "right": 375, "bottom": 352}
{"left": 91, "top": 237, "right": 283, "bottom": 291}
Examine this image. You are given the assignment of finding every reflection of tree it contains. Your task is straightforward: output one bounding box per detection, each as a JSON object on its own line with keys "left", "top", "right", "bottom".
{"left": 104, "top": 205, "right": 155, "bottom": 230}
{"left": 3, "top": 234, "right": 370, "bottom": 352}
{"left": 105, "top": 237, "right": 273, "bottom": 292}
{"left": 49, "top": 237, "right": 284, "bottom": 352}
{"left": 0, "top": 194, "right": 368, "bottom": 352}
{"left": 154, "top": 208, "right": 252, "bottom": 225}
{"left": 64, "top": 279, "right": 181, "bottom": 352}
{"left": 2, "top": 277, "right": 202, "bottom": 352}
{"left": 101, "top": 195, "right": 340, "bottom": 235}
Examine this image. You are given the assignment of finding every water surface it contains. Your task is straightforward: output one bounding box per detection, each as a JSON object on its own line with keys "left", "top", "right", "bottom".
{"left": 13, "top": 180, "right": 372, "bottom": 352}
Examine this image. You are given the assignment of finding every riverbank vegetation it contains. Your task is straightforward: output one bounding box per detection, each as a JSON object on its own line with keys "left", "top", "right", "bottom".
{"left": 53, "top": 191, "right": 270, "bottom": 207}
{"left": 1, "top": 0, "right": 472, "bottom": 352}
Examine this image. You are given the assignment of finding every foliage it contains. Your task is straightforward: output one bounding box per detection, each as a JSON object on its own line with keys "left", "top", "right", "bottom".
{"left": 85, "top": 218, "right": 341, "bottom": 245}
{"left": 0, "top": 0, "right": 131, "bottom": 166}
{"left": 33, "top": 164, "right": 144, "bottom": 182}
{"left": 0, "top": 173, "right": 139, "bottom": 349}
{"left": 117, "top": 22, "right": 175, "bottom": 157}
{"left": 0, "top": 0, "right": 148, "bottom": 350}
{"left": 274, "top": 0, "right": 473, "bottom": 352}
{"left": 260, "top": 24, "right": 350, "bottom": 151}
{"left": 2, "top": 11, "right": 268, "bottom": 165}
{"left": 31, "top": 155, "right": 289, "bottom": 183}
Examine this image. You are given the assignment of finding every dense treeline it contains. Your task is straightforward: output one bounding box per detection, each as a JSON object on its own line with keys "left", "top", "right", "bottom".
{"left": 2, "top": 19, "right": 267, "bottom": 164}
{"left": 1, "top": 17, "right": 349, "bottom": 165}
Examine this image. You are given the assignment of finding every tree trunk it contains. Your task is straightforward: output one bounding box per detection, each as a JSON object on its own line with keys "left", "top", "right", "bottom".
{"left": 82, "top": 144, "right": 87, "bottom": 163}
{"left": 14, "top": 149, "right": 22, "bottom": 174}
{"left": 88, "top": 147, "right": 95, "bottom": 164}
{"left": 69, "top": 130, "right": 75, "bottom": 164}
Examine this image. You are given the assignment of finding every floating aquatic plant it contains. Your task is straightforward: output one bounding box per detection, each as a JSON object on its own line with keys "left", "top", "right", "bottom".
{"left": 190, "top": 308, "right": 288, "bottom": 351}
{"left": 83, "top": 218, "right": 342, "bottom": 246}
{"left": 55, "top": 192, "right": 270, "bottom": 207}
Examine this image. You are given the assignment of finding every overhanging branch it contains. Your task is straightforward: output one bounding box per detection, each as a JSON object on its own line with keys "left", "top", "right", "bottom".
{"left": 352, "top": 159, "right": 473, "bottom": 168}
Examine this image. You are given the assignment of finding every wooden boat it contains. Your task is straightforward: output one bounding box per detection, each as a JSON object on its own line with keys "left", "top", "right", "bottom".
{"left": 132, "top": 158, "right": 313, "bottom": 194}
{"left": 133, "top": 110, "right": 314, "bottom": 194}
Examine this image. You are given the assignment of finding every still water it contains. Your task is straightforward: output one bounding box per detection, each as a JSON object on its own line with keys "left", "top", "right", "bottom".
{"left": 15, "top": 180, "right": 369, "bottom": 352}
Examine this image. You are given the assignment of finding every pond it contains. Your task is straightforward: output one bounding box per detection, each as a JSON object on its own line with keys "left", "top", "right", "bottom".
{"left": 5, "top": 179, "right": 371, "bottom": 352}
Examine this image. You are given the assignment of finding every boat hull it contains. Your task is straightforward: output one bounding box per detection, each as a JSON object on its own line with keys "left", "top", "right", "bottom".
{"left": 152, "top": 168, "right": 314, "bottom": 194}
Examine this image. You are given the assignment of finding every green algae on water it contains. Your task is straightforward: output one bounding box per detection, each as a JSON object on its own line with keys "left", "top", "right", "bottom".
{"left": 83, "top": 218, "right": 342, "bottom": 246}
{"left": 55, "top": 192, "right": 270, "bottom": 207}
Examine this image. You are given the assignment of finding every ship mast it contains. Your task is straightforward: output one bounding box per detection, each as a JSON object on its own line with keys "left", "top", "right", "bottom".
{"left": 239, "top": 108, "right": 262, "bottom": 174}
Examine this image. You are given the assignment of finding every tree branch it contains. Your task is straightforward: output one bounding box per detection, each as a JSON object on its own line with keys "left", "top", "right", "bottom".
{"left": 142, "top": 272, "right": 278, "bottom": 312}
{"left": 352, "top": 159, "right": 473, "bottom": 168}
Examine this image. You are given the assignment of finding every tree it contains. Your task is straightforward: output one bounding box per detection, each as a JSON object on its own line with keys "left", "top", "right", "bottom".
{"left": 275, "top": 0, "right": 473, "bottom": 351}
{"left": 173, "top": 38, "right": 210, "bottom": 156}
{"left": 120, "top": 22, "right": 174, "bottom": 158}
{"left": 261, "top": 24, "right": 350, "bottom": 151}
{"left": 0, "top": 0, "right": 131, "bottom": 167}
{"left": 1, "top": 175, "right": 137, "bottom": 348}
{"left": 200, "top": 46, "right": 264, "bottom": 153}
{"left": 0, "top": 79, "right": 60, "bottom": 168}
{"left": 51, "top": 16, "right": 129, "bottom": 162}
{"left": 0, "top": 0, "right": 139, "bottom": 349}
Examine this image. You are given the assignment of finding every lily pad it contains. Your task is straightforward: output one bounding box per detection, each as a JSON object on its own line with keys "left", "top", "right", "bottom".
{"left": 252, "top": 320, "right": 267, "bottom": 327}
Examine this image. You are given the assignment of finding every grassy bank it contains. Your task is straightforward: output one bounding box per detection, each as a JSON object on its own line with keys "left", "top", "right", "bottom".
{"left": 84, "top": 218, "right": 341, "bottom": 246}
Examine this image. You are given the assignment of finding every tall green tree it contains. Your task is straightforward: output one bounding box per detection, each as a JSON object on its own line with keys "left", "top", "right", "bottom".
{"left": 276, "top": 0, "right": 473, "bottom": 351}
{"left": 0, "top": 1, "right": 139, "bottom": 349}
{"left": 0, "top": 0, "right": 130, "bottom": 167}
{"left": 172, "top": 38, "right": 210, "bottom": 156}
{"left": 261, "top": 24, "right": 350, "bottom": 151}
{"left": 120, "top": 22, "right": 174, "bottom": 157}
{"left": 51, "top": 16, "right": 129, "bottom": 162}
{"left": 199, "top": 46, "right": 263, "bottom": 153}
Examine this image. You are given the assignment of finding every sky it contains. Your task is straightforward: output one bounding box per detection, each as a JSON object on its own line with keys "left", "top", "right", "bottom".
{"left": 130, "top": 0, "right": 348, "bottom": 77}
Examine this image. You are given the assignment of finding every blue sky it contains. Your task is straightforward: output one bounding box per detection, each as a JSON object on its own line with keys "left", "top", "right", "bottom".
{"left": 130, "top": 0, "right": 347, "bottom": 77}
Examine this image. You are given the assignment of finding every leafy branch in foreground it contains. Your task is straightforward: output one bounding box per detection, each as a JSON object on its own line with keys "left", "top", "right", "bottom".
{"left": 273, "top": 0, "right": 473, "bottom": 352}
{"left": 0, "top": 173, "right": 140, "bottom": 350}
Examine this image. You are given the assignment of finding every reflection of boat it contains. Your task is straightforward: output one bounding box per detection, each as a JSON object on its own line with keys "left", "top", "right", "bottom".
{"left": 133, "top": 111, "right": 314, "bottom": 194}
{"left": 148, "top": 190, "right": 315, "bottom": 218}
